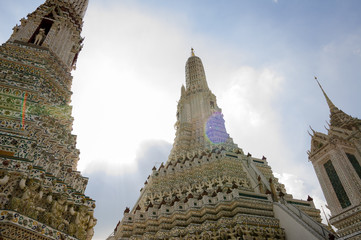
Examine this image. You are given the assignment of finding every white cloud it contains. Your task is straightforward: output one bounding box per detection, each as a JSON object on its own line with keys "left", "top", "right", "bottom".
{"left": 274, "top": 172, "right": 307, "bottom": 199}
{"left": 71, "top": 2, "right": 192, "bottom": 175}
{"left": 72, "top": 3, "right": 291, "bottom": 178}
{"left": 219, "top": 66, "right": 289, "bottom": 168}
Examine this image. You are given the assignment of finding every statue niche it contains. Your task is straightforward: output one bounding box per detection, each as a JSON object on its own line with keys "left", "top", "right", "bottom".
{"left": 29, "top": 13, "right": 55, "bottom": 46}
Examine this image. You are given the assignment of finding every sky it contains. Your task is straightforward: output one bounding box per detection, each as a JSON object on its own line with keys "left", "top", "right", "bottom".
{"left": 1, "top": 0, "right": 361, "bottom": 239}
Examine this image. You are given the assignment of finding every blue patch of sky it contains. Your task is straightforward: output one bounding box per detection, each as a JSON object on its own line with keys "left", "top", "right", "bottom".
{"left": 0, "top": 1, "right": 44, "bottom": 42}
{"left": 90, "top": 0, "right": 361, "bottom": 79}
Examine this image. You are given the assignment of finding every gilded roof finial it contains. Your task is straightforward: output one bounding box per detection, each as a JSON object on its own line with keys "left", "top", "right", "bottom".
{"left": 191, "top": 48, "right": 195, "bottom": 56}
{"left": 315, "top": 76, "right": 338, "bottom": 113}
{"left": 315, "top": 77, "right": 357, "bottom": 128}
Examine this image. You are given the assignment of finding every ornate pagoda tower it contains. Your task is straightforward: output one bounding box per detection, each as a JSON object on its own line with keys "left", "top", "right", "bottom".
{"left": 0, "top": 1, "right": 96, "bottom": 239}
{"left": 109, "top": 50, "right": 332, "bottom": 240}
{"left": 308, "top": 79, "right": 361, "bottom": 239}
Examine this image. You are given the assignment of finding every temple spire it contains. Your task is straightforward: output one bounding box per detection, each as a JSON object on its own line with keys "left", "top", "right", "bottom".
{"left": 0, "top": 1, "right": 96, "bottom": 239}
{"left": 170, "top": 52, "right": 237, "bottom": 160}
{"left": 8, "top": 0, "right": 88, "bottom": 71}
{"left": 315, "top": 77, "right": 360, "bottom": 129}
{"left": 315, "top": 77, "right": 338, "bottom": 113}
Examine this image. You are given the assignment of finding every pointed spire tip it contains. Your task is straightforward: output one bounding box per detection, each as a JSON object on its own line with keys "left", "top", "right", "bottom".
{"left": 191, "top": 48, "right": 195, "bottom": 56}
{"left": 314, "top": 76, "right": 337, "bottom": 113}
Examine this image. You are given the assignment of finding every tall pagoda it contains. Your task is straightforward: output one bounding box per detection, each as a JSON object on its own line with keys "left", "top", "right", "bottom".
{"left": 109, "top": 50, "right": 332, "bottom": 240}
{"left": 308, "top": 79, "right": 361, "bottom": 239}
{"left": 0, "top": 1, "right": 96, "bottom": 239}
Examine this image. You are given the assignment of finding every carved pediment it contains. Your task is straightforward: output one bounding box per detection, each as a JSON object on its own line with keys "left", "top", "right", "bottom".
{"left": 309, "top": 131, "right": 329, "bottom": 155}
{"left": 311, "top": 139, "right": 325, "bottom": 153}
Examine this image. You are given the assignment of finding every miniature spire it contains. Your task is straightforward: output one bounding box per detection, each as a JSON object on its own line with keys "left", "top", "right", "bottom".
{"left": 307, "top": 130, "right": 313, "bottom": 137}
{"left": 315, "top": 77, "right": 338, "bottom": 113}
{"left": 181, "top": 84, "right": 185, "bottom": 95}
{"left": 309, "top": 125, "right": 316, "bottom": 134}
{"left": 191, "top": 48, "right": 195, "bottom": 56}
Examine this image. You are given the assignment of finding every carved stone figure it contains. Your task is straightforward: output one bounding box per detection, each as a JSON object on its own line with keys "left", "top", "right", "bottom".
{"left": 0, "top": 175, "right": 9, "bottom": 185}
{"left": 34, "top": 28, "right": 46, "bottom": 45}
{"left": 24, "top": 180, "right": 45, "bottom": 218}
{"left": 86, "top": 212, "right": 97, "bottom": 240}
{"left": 241, "top": 225, "right": 252, "bottom": 240}
{"left": 47, "top": 193, "right": 68, "bottom": 228}
{"left": 75, "top": 205, "right": 90, "bottom": 239}
{"left": 9, "top": 178, "right": 40, "bottom": 217}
